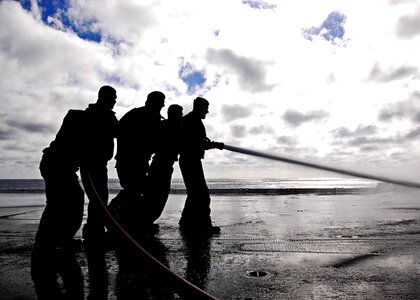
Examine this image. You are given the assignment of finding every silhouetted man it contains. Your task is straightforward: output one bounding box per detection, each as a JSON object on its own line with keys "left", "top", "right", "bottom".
{"left": 34, "top": 85, "right": 118, "bottom": 251}
{"left": 111, "top": 91, "right": 165, "bottom": 233}
{"left": 80, "top": 86, "right": 118, "bottom": 244}
{"left": 143, "top": 104, "right": 183, "bottom": 227}
{"left": 179, "top": 97, "right": 224, "bottom": 235}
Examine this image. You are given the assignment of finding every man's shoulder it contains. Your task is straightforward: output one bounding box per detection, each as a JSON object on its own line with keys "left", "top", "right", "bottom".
{"left": 67, "top": 109, "right": 85, "bottom": 115}
{"left": 182, "top": 111, "right": 196, "bottom": 121}
{"left": 130, "top": 106, "right": 146, "bottom": 113}
{"left": 86, "top": 105, "right": 117, "bottom": 120}
{"left": 121, "top": 106, "right": 146, "bottom": 119}
{"left": 63, "top": 109, "right": 86, "bottom": 123}
{"left": 182, "top": 112, "right": 201, "bottom": 125}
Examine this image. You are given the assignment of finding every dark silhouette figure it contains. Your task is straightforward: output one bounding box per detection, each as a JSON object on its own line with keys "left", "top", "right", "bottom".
{"left": 33, "top": 86, "right": 118, "bottom": 251}
{"left": 31, "top": 250, "right": 84, "bottom": 300}
{"left": 142, "top": 104, "right": 183, "bottom": 227}
{"left": 34, "top": 108, "right": 86, "bottom": 251}
{"left": 109, "top": 91, "right": 165, "bottom": 234}
{"left": 178, "top": 97, "right": 224, "bottom": 235}
{"left": 182, "top": 235, "right": 212, "bottom": 292}
{"left": 115, "top": 236, "right": 174, "bottom": 299}
{"left": 80, "top": 86, "right": 118, "bottom": 244}
{"left": 86, "top": 247, "right": 109, "bottom": 300}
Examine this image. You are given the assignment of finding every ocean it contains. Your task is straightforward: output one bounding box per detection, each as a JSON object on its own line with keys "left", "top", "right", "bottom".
{"left": 0, "top": 177, "right": 380, "bottom": 208}
{"left": 0, "top": 177, "right": 379, "bottom": 193}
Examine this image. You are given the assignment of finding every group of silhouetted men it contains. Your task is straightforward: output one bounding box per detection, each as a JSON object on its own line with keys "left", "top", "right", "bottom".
{"left": 33, "top": 86, "right": 224, "bottom": 252}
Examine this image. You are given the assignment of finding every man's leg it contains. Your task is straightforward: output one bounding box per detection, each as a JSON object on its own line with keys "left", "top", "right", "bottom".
{"left": 179, "top": 157, "right": 212, "bottom": 230}
{"left": 35, "top": 170, "right": 84, "bottom": 249}
{"left": 143, "top": 159, "right": 174, "bottom": 224}
{"left": 112, "top": 159, "right": 150, "bottom": 234}
{"left": 80, "top": 165, "right": 109, "bottom": 241}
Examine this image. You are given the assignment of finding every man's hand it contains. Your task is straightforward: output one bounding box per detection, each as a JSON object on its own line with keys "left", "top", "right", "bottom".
{"left": 212, "top": 142, "right": 224, "bottom": 150}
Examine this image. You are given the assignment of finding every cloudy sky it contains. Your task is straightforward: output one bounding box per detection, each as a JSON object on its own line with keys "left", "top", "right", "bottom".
{"left": 1, "top": 0, "right": 420, "bottom": 181}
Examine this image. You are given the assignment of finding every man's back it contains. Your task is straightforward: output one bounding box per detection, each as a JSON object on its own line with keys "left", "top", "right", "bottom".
{"left": 45, "top": 109, "right": 86, "bottom": 170}
{"left": 116, "top": 106, "right": 161, "bottom": 162}
{"left": 82, "top": 103, "right": 118, "bottom": 165}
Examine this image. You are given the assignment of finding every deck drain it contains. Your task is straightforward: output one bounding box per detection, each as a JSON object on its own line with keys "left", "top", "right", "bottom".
{"left": 244, "top": 270, "right": 272, "bottom": 278}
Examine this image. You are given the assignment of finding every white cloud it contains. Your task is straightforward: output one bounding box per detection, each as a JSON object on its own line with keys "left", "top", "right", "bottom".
{"left": 396, "top": 7, "right": 420, "bottom": 39}
{"left": 206, "top": 48, "right": 276, "bottom": 93}
{"left": 66, "top": 0, "right": 159, "bottom": 43}
{"left": 367, "top": 63, "right": 418, "bottom": 83}
{"left": 283, "top": 109, "right": 329, "bottom": 127}
{"left": 1, "top": 0, "right": 420, "bottom": 181}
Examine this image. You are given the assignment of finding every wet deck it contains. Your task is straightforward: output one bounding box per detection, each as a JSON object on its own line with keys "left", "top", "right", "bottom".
{"left": 0, "top": 191, "right": 419, "bottom": 299}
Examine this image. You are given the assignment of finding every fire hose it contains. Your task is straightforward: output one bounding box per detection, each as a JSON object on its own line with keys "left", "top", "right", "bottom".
{"left": 223, "top": 144, "right": 420, "bottom": 189}
{"left": 86, "top": 144, "right": 420, "bottom": 299}
{"left": 86, "top": 173, "right": 218, "bottom": 300}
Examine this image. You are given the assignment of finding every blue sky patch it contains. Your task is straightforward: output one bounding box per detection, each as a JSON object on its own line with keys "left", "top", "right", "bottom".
{"left": 19, "top": 0, "right": 31, "bottom": 11}
{"left": 20, "top": 0, "right": 102, "bottom": 42}
{"left": 302, "top": 11, "right": 347, "bottom": 44}
{"left": 178, "top": 62, "right": 207, "bottom": 95}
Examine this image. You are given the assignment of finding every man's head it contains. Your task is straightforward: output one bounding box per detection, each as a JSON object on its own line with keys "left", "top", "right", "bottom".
{"left": 97, "top": 85, "right": 117, "bottom": 110}
{"left": 145, "top": 91, "right": 165, "bottom": 114}
{"left": 193, "top": 97, "right": 209, "bottom": 119}
{"left": 167, "top": 104, "right": 183, "bottom": 122}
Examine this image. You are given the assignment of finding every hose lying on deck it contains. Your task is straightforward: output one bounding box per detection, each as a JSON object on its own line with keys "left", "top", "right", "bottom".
{"left": 86, "top": 173, "right": 218, "bottom": 300}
